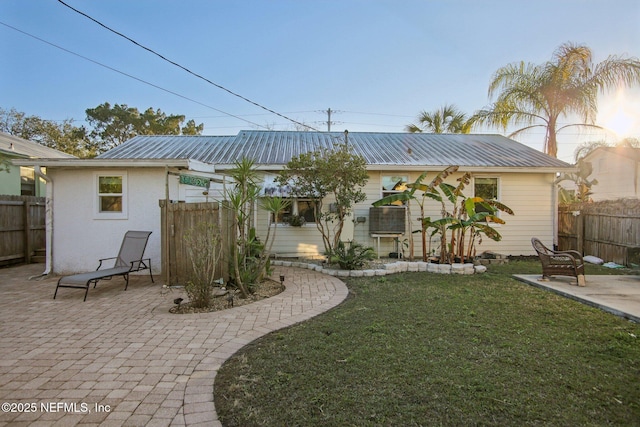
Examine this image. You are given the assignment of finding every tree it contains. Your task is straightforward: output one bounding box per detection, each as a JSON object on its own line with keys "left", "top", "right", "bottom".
{"left": 85, "top": 102, "right": 204, "bottom": 152}
{"left": 277, "top": 137, "right": 369, "bottom": 256}
{"left": 405, "top": 104, "right": 475, "bottom": 134}
{"left": 0, "top": 107, "right": 93, "bottom": 157}
{"left": 474, "top": 42, "right": 640, "bottom": 157}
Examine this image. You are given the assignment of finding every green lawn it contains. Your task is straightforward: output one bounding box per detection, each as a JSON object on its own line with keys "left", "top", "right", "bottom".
{"left": 214, "top": 261, "right": 640, "bottom": 426}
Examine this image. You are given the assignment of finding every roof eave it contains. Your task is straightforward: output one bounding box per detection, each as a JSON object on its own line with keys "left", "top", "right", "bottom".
{"left": 11, "top": 158, "right": 191, "bottom": 168}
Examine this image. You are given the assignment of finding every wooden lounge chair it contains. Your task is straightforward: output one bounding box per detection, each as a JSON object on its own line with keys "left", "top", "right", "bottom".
{"left": 531, "top": 237, "right": 585, "bottom": 286}
{"left": 54, "top": 231, "right": 154, "bottom": 301}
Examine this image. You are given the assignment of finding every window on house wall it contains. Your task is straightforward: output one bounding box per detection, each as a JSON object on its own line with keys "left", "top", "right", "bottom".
{"left": 20, "top": 167, "right": 35, "bottom": 196}
{"left": 95, "top": 172, "right": 127, "bottom": 219}
{"left": 474, "top": 177, "right": 499, "bottom": 217}
{"left": 381, "top": 175, "right": 408, "bottom": 205}
{"left": 271, "top": 198, "right": 317, "bottom": 224}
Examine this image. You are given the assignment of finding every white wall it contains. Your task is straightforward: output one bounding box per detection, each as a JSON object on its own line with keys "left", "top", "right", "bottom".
{"left": 353, "top": 170, "right": 550, "bottom": 258}
{"left": 587, "top": 151, "right": 640, "bottom": 201}
{"left": 251, "top": 169, "right": 557, "bottom": 259}
{"left": 49, "top": 168, "right": 166, "bottom": 274}
{"left": 49, "top": 166, "right": 557, "bottom": 273}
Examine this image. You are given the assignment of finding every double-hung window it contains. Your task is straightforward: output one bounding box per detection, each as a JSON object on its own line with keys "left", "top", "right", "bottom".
{"left": 473, "top": 177, "right": 499, "bottom": 218}
{"left": 381, "top": 175, "right": 408, "bottom": 205}
{"left": 95, "top": 172, "right": 127, "bottom": 219}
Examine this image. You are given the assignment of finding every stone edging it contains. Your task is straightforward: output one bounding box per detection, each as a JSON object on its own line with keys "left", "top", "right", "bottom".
{"left": 271, "top": 259, "right": 487, "bottom": 277}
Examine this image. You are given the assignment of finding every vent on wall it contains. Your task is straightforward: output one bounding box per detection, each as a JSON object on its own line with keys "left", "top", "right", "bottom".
{"left": 369, "top": 206, "right": 406, "bottom": 234}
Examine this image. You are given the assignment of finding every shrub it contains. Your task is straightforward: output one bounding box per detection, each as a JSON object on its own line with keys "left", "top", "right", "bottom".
{"left": 330, "top": 241, "right": 376, "bottom": 270}
{"left": 184, "top": 222, "right": 222, "bottom": 308}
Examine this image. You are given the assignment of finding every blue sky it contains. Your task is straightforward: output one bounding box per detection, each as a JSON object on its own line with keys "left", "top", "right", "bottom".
{"left": 1, "top": 0, "right": 639, "bottom": 162}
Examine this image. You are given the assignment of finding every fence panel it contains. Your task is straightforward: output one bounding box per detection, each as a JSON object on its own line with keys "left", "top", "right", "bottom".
{"left": 160, "top": 200, "right": 231, "bottom": 286}
{"left": 0, "top": 195, "right": 45, "bottom": 265}
{"left": 558, "top": 199, "right": 640, "bottom": 266}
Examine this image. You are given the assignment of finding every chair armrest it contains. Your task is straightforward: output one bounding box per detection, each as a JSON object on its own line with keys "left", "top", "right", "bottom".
{"left": 97, "top": 257, "right": 118, "bottom": 270}
{"left": 549, "top": 252, "right": 579, "bottom": 267}
{"left": 555, "top": 249, "right": 583, "bottom": 259}
{"left": 128, "top": 258, "right": 150, "bottom": 272}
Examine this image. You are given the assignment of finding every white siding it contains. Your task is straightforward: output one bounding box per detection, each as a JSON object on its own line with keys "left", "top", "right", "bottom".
{"left": 588, "top": 151, "right": 640, "bottom": 201}
{"left": 315, "top": 170, "right": 555, "bottom": 259}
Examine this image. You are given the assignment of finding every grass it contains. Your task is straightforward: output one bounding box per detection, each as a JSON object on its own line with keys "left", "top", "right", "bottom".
{"left": 214, "top": 261, "right": 640, "bottom": 426}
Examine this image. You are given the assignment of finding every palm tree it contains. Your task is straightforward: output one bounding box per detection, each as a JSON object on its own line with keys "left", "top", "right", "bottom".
{"left": 405, "top": 104, "right": 475, "bottom": 134}
{"left": 473, "top": 42, "right": 640, "bottom": 157}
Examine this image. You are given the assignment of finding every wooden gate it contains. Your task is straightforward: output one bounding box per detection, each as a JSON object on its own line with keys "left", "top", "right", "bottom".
{"left": 0, "top": 195, "right": 46, "bottom": 266}
{"left": 159, "top": 200, "right": 232, "bottom": 286}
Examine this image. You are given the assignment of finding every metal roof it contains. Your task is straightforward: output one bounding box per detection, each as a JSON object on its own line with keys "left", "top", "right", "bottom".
{"left": 0, "top": 132, "right": 76, "bottom": 159}
{"left": 98, "top": 131, "right": 572, "bottom": 170}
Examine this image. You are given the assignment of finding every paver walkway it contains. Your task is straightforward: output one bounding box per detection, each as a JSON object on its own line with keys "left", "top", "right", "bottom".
{"left": 0, "top": 264, "right": 348, "bottom": 426}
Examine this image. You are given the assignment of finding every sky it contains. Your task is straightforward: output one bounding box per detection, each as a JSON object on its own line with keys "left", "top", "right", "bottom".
{"left": 1, "top": 0, "right": 639, "bottom": 163}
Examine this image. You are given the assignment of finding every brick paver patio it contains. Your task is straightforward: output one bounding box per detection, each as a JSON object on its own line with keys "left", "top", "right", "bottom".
{"left": 0, "top": 263, "right": 348, "bottom": 426}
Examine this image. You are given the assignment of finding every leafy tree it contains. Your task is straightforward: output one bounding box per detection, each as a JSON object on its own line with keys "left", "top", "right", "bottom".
{"left": 0, "top": 107, "right": 93, "bottom": 157}
{"left": 474, "top": 42, "right": 640, "bottom": 157}
{"left": 406, "top": 104, "right": 475, "bottom": 134}
{"left": 277, "top": 138, "right": 369, "bottom": 256}
{"left": 85, "top": 102, "right": 204, "bottom": 152}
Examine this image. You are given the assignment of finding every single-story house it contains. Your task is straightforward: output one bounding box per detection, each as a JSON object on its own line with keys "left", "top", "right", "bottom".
{"left": 582, "top": 146, "right": 640, "bottom": 201}
{"left": 15, "top": 130, "right": 572, "bottom": 276}
{"left": 0, "top": 132, "right": 75, "bottom": 196}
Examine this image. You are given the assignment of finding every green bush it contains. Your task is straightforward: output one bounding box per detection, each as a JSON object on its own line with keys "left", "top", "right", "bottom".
{"left": 329, "top": 241, "right": 376, "bottom": 270}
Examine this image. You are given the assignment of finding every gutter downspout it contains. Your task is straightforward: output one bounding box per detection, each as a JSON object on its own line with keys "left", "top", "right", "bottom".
{"left": 34, "top": 165, "right": 53, "bottom": 276}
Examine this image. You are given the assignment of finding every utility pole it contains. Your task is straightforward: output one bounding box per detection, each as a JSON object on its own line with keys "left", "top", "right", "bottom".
{"left": 319, "top": 108, "right": 340, "bottom": 132}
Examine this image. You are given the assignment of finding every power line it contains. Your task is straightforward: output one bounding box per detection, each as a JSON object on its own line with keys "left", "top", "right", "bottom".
{"left": 0, "top": 20, "right": 264, "bottom": 129}
{"left": 56, "top": 0, "right": 319, "bottom": 132}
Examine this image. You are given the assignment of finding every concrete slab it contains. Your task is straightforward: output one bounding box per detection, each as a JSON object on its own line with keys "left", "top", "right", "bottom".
{"left": 514, "top": 274, "right": 640, "bottom": 323}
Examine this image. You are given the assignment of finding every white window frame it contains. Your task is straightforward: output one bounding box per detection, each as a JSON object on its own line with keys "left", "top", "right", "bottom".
{"left": 94, "top": 171, "right": 128, "bottom": 220}
{"left": 473, "top": 176, "right": 501, "bottom": 221}
{"left": 381, "top": 175, "right": 409, "bottom": 205}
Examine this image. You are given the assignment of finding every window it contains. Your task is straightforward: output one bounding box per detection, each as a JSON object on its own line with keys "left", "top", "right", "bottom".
{"left": 95, "top": 172, "right": 127, "bottom": 219}
{"left": 20, "top": 167, "right": 35, "bottom": 196}
{"left": 271, "top": 198, "right": 317, "bottom": 225}
{"left": 474, "top": 177, "right": 499, "bottom": 217}
{"left": 296, "top": 199, "right": 317, "bottom": 223}
{"left": 381, "top": 175, "right": 408, "bottom": 205}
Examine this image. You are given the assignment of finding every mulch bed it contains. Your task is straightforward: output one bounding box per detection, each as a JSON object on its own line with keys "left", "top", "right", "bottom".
{"left": 169, "top": 279, "right": 285, "bottom": 314}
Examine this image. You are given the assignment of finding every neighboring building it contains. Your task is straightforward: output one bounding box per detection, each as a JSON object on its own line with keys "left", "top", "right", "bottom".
{"left": 14, "top": 131, "right": 572, "bottom": 275}
{"left": 583, "top": 146, "right": 640, "bottom": 201}
{"left": 0, "top": 132, "right": 75, "bottom": 196}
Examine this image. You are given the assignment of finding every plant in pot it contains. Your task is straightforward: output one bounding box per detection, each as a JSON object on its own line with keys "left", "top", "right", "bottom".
{"left": 287, "top": 214, "right": 306, "bottom": 227}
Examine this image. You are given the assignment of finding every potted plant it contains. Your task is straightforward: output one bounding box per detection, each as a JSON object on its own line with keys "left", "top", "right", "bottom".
{"left": 287, "top": 214, "right": 306, "bottom": 227}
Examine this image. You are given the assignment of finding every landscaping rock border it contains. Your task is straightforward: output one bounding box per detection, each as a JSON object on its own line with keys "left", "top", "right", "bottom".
{"left": 271, "top": 259, "right": 486, "bottom": 277}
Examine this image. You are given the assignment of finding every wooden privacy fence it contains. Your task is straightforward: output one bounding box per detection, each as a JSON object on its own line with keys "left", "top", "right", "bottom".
{"left": 159, "top": 200, "right": 232, "bottom": 286}
{"left": 558, "top": 199, "right": 640, "bottom": 266}
{"left": 0, "top": 195, "right": 46, "bottom": 266}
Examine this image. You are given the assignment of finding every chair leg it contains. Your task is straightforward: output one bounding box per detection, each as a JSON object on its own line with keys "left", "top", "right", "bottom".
{"left": 83, "top": 282, "right": 90, "bottom": 302}
{"left": 124, "top": 273, "right": 129, "bottom": 291}
{"left": 53, "top": 279, "right": 61, "bottom": 299}
{"left": 148, "top": 260, "right": 154, "bottom": 283}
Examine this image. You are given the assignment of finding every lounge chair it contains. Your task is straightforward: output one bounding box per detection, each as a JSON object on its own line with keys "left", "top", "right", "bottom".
{"left": 54, "top": 231, "right": 154, "bottom": 301}
{"left": 531, "top": 237, "right": 585, "bottom": 286}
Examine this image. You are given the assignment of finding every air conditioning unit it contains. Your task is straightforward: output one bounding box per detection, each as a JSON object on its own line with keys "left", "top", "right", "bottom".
{"left": 369, "top": 206, "right": 406, "bottom": 234}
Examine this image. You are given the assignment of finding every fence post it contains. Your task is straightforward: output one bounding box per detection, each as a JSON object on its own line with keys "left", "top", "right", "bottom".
{"left": 24, "top": 200, "right": 31, "bottom": 264}
{"left": 576, "top": 211, "right": 584, "bottom": 255}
